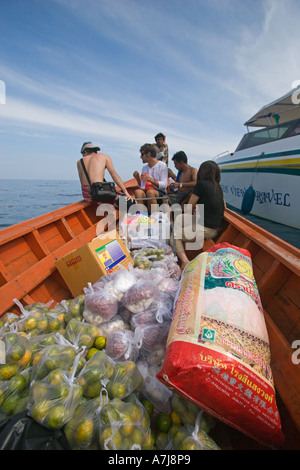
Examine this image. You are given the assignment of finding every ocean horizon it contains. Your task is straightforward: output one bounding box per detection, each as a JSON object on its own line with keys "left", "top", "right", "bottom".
{"left": 0, "top": 178, "right": 299, "bottom": 249}
{"left": 0, "top": 178, "right": 82, "bottom": 229}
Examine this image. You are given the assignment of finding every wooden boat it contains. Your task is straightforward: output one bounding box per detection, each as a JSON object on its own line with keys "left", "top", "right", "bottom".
{"left": 0, "top": 178, "right": 299, "bottom": 450}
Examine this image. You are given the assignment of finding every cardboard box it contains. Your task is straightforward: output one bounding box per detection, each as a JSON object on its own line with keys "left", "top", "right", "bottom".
{"left": 55, "top": 230, "right": 133, "bottom": 298}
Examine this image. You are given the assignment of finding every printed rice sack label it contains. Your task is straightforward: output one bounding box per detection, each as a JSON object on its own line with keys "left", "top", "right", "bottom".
{"left": 157, "top": 242, "right": 285, "bottom": 448}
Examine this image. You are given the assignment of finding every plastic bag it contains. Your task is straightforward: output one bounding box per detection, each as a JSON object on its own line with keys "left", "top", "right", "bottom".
{"left": 77, "top": 350, "right": 115, "bottom": 399}
{"left": 2, "top": 330, "right": 32, "bottom": 370}
{"left": 158, "top": 277, "right": 180, "bottom": 297}
{"left": 139, "top": 321, "right": 170, "bottom": 354}
{"left": 65, "top": 318, "right": 99, "bottom": 349}
{"left": 106, "top": 361, "right": 144, "bottom": 400}
{"left": 99, "top": 395, "right": 150, "bottom": 450}
{"left": 84, "top": 283, "right": 118, "bottom": 322}
{"left": 169, "top": 412, "right": 221, "bottom": 450}
{"left": 64, "top": 392, "right": 108, "bottom": 450}
{"left": 30, "top": 334, "right": 77, "bottom": 383}
{"left": 28, "top": 332, "right": 58, "bottom": 356}
{"left": 13, "top": 299, "right": 51, "bottom": 336}
{"left": 105, "top": 328, "right": 143, "bottom": 363}
{"left": 137, "top": 361, "right": 172, "bottom": 414}
{"left": 122, "top": 279, "right": 158, "bottom": 314}
{"left": 61, "top": 295, "right": 85, "bottom": 323}
{"left": 133, "top": 247, "right": 166, "bottom": 270}
{"left": 0, "top": 367, "right": 31, "bottom": 421}
{"left": 108, "top": 267, "right": 136, "bottom": 301}
{"left": 118, "top": 304, "right": 134, "bottom": 323}
{"left": 97, "top": 315, "right": 129, "bottom": 340}
{"left": 0, "top": 411, "right": 71, "bottom": 450}
{"left": 28, "top": 355, "right": 83, "bottom": 430}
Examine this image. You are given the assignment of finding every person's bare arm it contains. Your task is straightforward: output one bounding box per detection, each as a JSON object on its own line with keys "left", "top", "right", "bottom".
{"left": 168, "top": 168, "right": 176, "bottom": 180}
{"left": 185, "top": 193, "right": 199, "bottom": 214}
{"left": 77, "top": 160, "right": 83, "bottom": 184}
{"left": 106, "top": 156, "right": 134, "bottom": 201}
{"left": 133, "top": 170, "right": 141, "bottom": 187}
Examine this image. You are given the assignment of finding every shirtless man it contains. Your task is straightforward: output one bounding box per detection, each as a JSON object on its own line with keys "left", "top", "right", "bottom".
{"left": 77, "top": 142, "right": 133, "bottom": 203}
{"left": 167, "top": 151, "right": 197, "bottom": 205}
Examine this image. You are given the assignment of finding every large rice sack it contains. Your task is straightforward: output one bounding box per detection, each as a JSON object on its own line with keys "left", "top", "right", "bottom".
{"left": 157, "top": 243, "right": 284, "bottom": 448}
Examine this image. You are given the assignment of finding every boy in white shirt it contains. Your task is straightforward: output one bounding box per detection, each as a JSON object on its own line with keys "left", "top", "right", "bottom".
{"left": 133, "top": 143, "right": 168, "bottom": 213}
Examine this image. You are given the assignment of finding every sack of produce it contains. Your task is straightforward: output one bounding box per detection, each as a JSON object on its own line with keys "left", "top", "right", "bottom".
{"left": 0, "top": 367, "right": 31, "bottom": 421}
{"left": 0, "top": 312, "right": 20, "bottom": 332}
{"left": 30, "top": 335, "right": 77, "bottom": 383}
{"left": 84, "top": 283, "right": 118, "bottom": 322}
{"left": 105, "top": 328, "right": 143, "bottom": 362}
{"left": 133, "top": 247, "right": 166, "bottom": 270}
{"left": 108, "top": 267, "right": 136, "bottom": 301}
{"left": 137, "top": 361, "right": 172, "bottom": 414}
{"left": 139, "top": 321, "right": 170, "bottom": 354}
{"left": 157, "top": 243, "right": 285, "bottom": 448}
{"left": 61, "top": 295, "right": 85, "bottom": 323}
{"left": 13, "top": 299, "right": 51, "bottom": 336}
{"left": 151, "top": 257, "right": 181, "bottom": 281}
{"left": 77, "top": 350, "right": 115, "bottom": 399}
{"left": 97, "top": 315, "right": 129, "bottom": 340}
{"left": 65, "top": 318, "right": 99, "bottom": 350}
{"left": 2, "top": 331, "right": 32, "bottom": 369}
{"left": 64, "top": 393, "right": 108, "bottom": 450}
{"left": 169, "top": 411, "right": 221, "bottom": 451}
{"left": 106, "top": 360, "right": 144, "bottom": 400}
{"left": 28, "top": 332, "right": 58, "bottom": 356}
{"left": 28, "top": 358, "right": 83, "bottom": 430}
{"left": 99, "top": 395, "right": 150, "bottom": 450}
{"left": 122, "top": 279, "right": 158, "bottom": 314}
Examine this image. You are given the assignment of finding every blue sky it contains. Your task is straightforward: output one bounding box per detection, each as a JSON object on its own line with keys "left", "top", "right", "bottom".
{"left": 1, "top": 0, "right": 300, "bottom": 182}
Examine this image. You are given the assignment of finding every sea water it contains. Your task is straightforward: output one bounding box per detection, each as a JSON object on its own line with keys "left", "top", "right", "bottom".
{"left": 0, "top": 179, "right": 299, "bottom": 249}
{"left": 0, "top": 179, "right": 82, "bottom": 228}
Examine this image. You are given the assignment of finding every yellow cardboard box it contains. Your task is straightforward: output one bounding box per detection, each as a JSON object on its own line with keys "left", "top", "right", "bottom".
{"left": 55, "top": 230, "right": 133, "bottom": 298}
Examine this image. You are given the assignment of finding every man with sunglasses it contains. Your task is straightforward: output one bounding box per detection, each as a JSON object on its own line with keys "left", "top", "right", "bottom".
{"left": 133, "top": 143, "right": 168, "bottom": 214}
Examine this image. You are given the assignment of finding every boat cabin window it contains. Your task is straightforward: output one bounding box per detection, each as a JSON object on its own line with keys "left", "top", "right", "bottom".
{"left": 235, "top": 118, "right": 300, "bottom": 151}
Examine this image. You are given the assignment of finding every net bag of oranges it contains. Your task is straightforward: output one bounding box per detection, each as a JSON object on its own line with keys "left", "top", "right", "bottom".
{"left": 157, "top": 243, "right": 285, "bottom": 448}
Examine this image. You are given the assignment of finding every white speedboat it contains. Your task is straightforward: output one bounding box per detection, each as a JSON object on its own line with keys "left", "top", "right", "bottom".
{"left": 215, "top": 87, "right": 300, "bottom": 230}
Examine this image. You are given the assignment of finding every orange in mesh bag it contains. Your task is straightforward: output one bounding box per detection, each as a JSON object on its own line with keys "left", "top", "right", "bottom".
{"left": 157, "top": 243, "right": 284, "bottom": 448}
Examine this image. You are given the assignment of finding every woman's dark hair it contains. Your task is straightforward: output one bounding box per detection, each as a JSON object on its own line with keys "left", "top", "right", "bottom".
{"left": 172, "top": 151, "right": 187, "bottom": 164}
{"left": 197, "top": 160, "right": 221, "bottom": 184}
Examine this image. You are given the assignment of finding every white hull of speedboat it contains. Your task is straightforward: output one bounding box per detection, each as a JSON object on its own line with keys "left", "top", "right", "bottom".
{"left": 215, "top": 89, "right": 300, "bottom": 230}
{"left": 216, "top": 138, "right": 300, "bottom": 230}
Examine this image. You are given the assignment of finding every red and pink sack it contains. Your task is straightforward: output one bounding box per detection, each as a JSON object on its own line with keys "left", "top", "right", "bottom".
{"left": 157, "top": 243, "right": 284, "bottom": 448}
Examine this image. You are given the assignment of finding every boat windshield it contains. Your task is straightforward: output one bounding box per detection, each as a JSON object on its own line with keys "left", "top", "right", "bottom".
{"left": 235, "top": 118, "right": 300, "bottom": 151}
